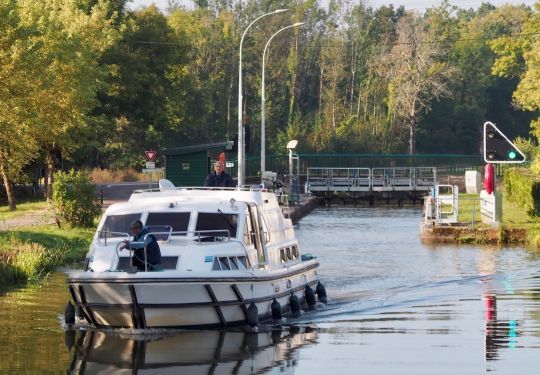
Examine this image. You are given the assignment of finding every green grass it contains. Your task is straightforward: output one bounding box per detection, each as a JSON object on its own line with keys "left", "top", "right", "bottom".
{"left": 0, "top": 225, "right": 94, "bottom": 285}
{"left": 456, "top": 191, "right": 540, "bottom": 228}
{"left": 0, "top": 201, "right": 49, "bottom": 221}
{"left": 457, "top": 194, "right": 484, "bottom": 225}
{"left": 502, "top": 194, "right": 540, "bottom": 227}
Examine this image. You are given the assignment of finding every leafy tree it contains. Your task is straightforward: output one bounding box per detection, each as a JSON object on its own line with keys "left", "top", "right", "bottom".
{"left": 377, "top": 10, "right": 456, "bottom": 154}
{"left": 491, "top": 2, "right": 540, "bottom": 171}
{"left": 0, "top": 1, "right": 50, "bottom": 209}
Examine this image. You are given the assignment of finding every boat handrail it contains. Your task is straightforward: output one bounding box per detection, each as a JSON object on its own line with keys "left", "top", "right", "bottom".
{"left": 113, "top": 229, "right": 235, "bottom": 272}
{"left": 144, "top": 229, "right": 233, "bottom": 241}
{"left": 97, "top": 231, "right": 130, "bottom": 245}
{"left": 132, "top": 186, "right": 272, "bottom": 194}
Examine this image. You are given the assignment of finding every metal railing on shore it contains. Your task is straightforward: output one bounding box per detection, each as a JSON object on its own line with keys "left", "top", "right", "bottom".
{"left": 307, "top": 167, "right": 436, "bottom": 193}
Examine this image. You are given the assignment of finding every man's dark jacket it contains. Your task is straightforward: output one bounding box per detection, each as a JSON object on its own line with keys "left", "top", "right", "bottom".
{"left": 204, "top": 172, "right": 235, "bottom": 187}
{"left": 130, "top": 227, "right": 161, "bottom": 271}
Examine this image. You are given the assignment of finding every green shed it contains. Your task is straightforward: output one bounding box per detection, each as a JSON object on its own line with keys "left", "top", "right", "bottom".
{"left": 163, "top": 142, "right": 233, "bottom": 187}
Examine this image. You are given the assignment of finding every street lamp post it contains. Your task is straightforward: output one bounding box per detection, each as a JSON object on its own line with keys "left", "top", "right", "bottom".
{"left": 287, "top": 140, "right": 298, "bottom": 205}
{"left": 237, "top": 8, "right": 288, "bottom": 187}
{"left": 261, "top": 22, "right": 305, "bottom": 180}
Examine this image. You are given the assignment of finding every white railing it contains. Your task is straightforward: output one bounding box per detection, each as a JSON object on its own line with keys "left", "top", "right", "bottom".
{"left": 307, "top": 167, "right": 436, "bottom": 193}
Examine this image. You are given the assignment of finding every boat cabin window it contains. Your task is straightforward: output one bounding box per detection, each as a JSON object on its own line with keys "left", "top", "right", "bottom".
{"left": 99, "top": 213, "right": 141, "bottom": 238}
{"left": 292, "top": 245, "right": 299, "bottom": 258}
{"left": 237, "top": 256, "right": 248, "bottom": 269}
{"left": 212, "top": 256, "right": 250, "bottom": 271}
{"left": 218, "top": 257, "right": 230, "bottom": 270}
{"left": 195, "top": 212, "right": 238, "bottom": 238}
{"left": 146, "top": 212, "right": 190, "bottom": 236}
{"left": 279, "top": 245, "right": 299, "bottom": 264}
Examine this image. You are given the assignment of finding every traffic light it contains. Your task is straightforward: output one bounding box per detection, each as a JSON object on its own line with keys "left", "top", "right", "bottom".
{"left": 483, "top": 121, "right": 526, "bottom": 163}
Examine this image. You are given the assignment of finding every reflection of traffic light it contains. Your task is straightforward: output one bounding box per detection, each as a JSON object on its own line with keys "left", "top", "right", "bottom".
{"left": 483, "top": 122, "right": 526, "bottom": 163}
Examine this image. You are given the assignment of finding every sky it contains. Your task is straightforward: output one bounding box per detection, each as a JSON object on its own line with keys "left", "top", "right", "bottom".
{"left": 129, "top": 0, "right": 538, "bottom": 12}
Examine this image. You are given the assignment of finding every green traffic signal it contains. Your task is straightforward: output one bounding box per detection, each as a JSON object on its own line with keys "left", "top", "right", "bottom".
{"left": 483, "top": 122, "right": 526, "bottom": 163}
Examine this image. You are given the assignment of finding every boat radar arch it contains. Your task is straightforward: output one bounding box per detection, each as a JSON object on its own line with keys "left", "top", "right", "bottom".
{"left": 159, "top": 179, "right": 176, "bottom": 191}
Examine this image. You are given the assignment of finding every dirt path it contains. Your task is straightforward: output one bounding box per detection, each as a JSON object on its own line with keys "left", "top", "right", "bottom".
{"left": 0, "top": 208, "right": 56, "bottom": 231}
{"left": 0, "top": 199, "right": 124, "bottom": 231}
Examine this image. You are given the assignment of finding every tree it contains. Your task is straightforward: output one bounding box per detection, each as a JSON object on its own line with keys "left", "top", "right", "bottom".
{"left": 0, "top": 0, "right": 122, "bottom": 207}
{"left": 378, "top": 11, "right": 456, "bottom": 154}
{"left": 0, "top": 0, "right": 47, "bottom": 210}
{"left": 490, "top": 3, "right": 540, "bottom": 171}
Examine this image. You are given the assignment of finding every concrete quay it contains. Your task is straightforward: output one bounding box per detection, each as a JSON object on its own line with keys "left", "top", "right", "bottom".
{"left": 282, "top": 195, "right": 322, "bottom": 224}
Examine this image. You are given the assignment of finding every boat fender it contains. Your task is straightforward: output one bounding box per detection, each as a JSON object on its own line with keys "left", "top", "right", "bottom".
{"left": 290, "top": 294, "right": 301, "bottom": 316}
{"left": 247, "top": 302, "right": 259, "bottom": 327}
{"left": 64, "top": 301, "right": 75, "bottom": 326}
{"left": 305, "top": 285, "right": 316, "bottom": 308}
{"left": 316, "top": 282, "right": 328, "bottom": 304}
{"left": 271, "top": 299, "right": 283, "bottom": 321}
{"left": 64, "top": 330, "right": 76, "bottom": 350}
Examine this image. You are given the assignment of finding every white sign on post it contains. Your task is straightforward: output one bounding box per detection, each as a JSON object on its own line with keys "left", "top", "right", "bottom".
{"left": 146, "top": 161, "right": 155, "bottom": 169}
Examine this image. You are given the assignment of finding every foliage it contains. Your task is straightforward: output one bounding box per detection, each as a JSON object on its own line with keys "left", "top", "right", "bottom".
{"left": 0, "top": 238, "right": 53, "bottom": 284}
{"left": 0, "top": 226, "right": 93, "bottom": 284}
{"left": 504, "top": 167, "right": 540, "bottom": 216}
{"left": 51, "top": 170, "right": 101, "bottom": 227}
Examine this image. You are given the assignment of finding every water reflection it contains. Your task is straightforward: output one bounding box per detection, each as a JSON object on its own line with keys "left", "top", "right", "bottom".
{"left": 67, "top": 327, "right": 317, "bottom": 374}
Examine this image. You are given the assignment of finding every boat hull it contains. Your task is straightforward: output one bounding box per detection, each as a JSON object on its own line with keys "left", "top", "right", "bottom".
{"left": 68, "top": 262, "right": 320, "bottom": 329}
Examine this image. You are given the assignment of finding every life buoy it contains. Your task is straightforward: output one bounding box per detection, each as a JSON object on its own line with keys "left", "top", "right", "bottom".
{"left": 484, "top": 164, "right": 494, "bottom": 194}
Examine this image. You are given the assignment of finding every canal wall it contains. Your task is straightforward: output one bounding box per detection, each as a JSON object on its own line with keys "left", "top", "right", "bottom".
{"left": 283, "top": 195, "right": 322, "bottom": 224}
{"left": 420, "top": 223, "right": 527, "bottom": 244}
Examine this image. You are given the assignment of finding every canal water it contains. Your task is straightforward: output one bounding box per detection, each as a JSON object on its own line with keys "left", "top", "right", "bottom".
{"left": 1, "top": 207, "right": 540, "bottom": 374}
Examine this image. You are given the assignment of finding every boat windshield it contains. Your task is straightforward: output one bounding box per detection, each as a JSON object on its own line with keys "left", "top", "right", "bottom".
{"left": 195, "top": 212, "right": 238, "bottom": 238}
{"left": 146, "top": 212, "right": 191, "bottom": 236}
{"left": 99, "top": 213, "right": 141, "bottom": 238}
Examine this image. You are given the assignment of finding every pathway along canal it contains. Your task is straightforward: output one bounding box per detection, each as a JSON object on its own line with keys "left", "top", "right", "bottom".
{"left": 1, "top": 207, "right": 540, "bottom": 374}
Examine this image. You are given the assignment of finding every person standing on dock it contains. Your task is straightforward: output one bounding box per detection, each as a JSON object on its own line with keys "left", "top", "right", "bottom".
{"left": 204, "top": 160, "right": 235, "bottom": 187}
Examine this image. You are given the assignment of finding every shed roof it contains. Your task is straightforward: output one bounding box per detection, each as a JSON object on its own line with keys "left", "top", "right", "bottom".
{"left": 162, "top": 141, "right": 233, "bottom": 156}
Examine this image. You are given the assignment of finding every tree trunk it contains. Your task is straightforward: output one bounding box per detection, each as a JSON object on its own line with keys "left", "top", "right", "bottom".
{"left": 409, "top": 116, "right": 416, "bottom": 155}
{"left": 0, "top": 159, "right": 16, "bottom": 210}
{"left": 45, "top": 145, "right": 56, "bottom": 202}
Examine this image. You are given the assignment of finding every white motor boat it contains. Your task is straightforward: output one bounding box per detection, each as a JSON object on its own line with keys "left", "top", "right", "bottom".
{"left": 67, "top": 180, "right": 327, "bottom": 329}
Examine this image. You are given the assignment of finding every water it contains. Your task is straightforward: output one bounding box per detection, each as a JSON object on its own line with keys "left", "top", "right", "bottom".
{"left": 2, "top": 207, "right": 540, "bottom": 374}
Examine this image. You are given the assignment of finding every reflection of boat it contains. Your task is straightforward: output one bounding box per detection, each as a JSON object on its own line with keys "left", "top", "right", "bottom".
{"left": 67, "top": 181, "right": 326, "bottom": 328}
{"left": 67, "top": 328, "right": 317, "bottom": 374}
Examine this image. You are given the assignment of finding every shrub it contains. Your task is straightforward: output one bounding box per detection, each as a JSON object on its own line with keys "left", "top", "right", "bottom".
{"left": 52, "top": 170, "right": 101, "bottom": 227}
{"left": 504, "top": 168, "right": 540, "bottom": 217}
{"left": 0, "top": 238, "right": 57, "bottom": 284}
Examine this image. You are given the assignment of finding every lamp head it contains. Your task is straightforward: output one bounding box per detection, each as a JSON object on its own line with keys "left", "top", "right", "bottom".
{"left": 286, "top": 140, "right": 298, "bottom": 150}
{"left": 293, "top": 22, "right": 305, "bottom": 27}
{"left": 274, "top": 8, "right": 289, "bottom": 13}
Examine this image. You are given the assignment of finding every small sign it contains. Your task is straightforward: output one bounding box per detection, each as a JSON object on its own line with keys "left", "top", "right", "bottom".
{"left": 226, "top": 162, "right": 234, "bottom": 168}
{"left": 182, "top": 163, "right": 191, "bottom": 171}
{"left": 145, "top": 150, "right": 157, "bottom": 161}
{"left": 146, "top": 161, "right": 155, "bottom": 169}
{"left": 142, "top": 168, "right": 163, "bottom": 173}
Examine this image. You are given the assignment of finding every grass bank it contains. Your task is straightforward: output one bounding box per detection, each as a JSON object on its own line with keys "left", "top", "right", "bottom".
{"left": 0, "top": 201, "right": 49, "bottom": 221}
{"left": 0, "top": 225, "right": 93, "bottom": 285}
